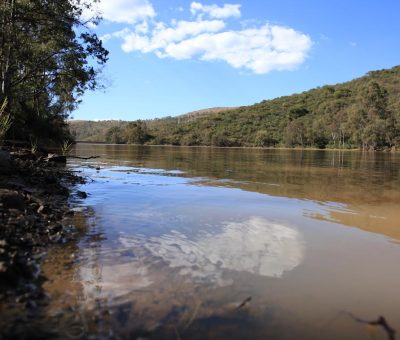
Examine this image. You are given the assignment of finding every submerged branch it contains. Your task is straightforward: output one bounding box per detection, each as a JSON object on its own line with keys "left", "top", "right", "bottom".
{"left": 237, "top": 297, "right": 252, "bottom": 310}
{"left": 346, "top": 312, "right": 396, "bottom": 340}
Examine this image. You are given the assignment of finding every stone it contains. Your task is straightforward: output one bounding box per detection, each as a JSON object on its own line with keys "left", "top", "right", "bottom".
{"left": 76, "top": 191, "right": 87, "bottom": 199}
{"left": 46, "top": 154, "right": 66, "bottom": 164}
{"left": 0, "top": 192, "right": 26, "bottom": 211}
{"left": 0, "top": 150, "right": 12, "bottom": 175}
{"left": 37, "top": 205, "right": 49, "bottom": 214}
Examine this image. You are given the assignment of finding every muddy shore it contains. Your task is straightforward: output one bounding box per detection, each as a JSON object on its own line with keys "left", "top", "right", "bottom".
{"left": 0, "top": 146, "right": 85, "bottom": 338}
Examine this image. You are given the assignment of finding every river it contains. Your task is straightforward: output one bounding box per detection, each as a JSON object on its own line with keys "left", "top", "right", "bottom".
{"left": 42, "top": 144, "right": 400, "bottom": 339}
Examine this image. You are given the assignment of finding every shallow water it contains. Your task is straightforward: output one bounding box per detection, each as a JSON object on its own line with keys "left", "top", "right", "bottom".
{"left": 43, "top": 145, "right": 400, "bottom": 339}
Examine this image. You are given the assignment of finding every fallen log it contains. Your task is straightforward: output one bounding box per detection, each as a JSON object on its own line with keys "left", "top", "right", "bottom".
{"left": 66, "top": 155, "right": 100, "bottom": 160}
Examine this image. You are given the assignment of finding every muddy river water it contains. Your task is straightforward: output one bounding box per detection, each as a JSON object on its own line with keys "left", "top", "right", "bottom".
{"left": 41, "top": 144, "right": 400, "bottom": 339}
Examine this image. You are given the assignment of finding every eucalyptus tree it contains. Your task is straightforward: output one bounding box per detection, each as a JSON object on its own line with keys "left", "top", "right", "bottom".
{"left": 0, "top": 0, "right": 108, "bottom": 141}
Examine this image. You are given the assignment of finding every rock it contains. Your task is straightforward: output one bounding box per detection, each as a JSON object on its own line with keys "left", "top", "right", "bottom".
{"left": 0, "top": 146, "right": 88, "bottom": 336}
{"left": 0, "top": 192, "right": 26, "bottom": 211}
{"left": 37, "top": 205, "right": 49, "bottom": 214}
{"left": 0, "top": 150, "right": 12, "bottom": 175}
{"left": 45, "top": 176, "right": 57, "bottom": 184}
{"left": 49, "top": 233, "right": 62, "bottom": 243}
{"left": 48, "top": 224, "right": 62, "bottom": 233}
{"left": 0, "top": 261, "right": 7, "bottom": 273}
{"left": 76, "top": 191, "right": 87, "bottom": 199}
{"left": 46, "top": 154, "right": 66, "bottom": 164}
{"left": 26, "top": 300, "right": 38, "bottom": 310}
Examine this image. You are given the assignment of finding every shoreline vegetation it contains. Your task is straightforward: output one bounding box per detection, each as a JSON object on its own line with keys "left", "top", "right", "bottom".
{"left": 74, "top": 141, "right": 397, "bottom": 153}
{"left": 69, "top": 65, "right": 400, "bottom": 152}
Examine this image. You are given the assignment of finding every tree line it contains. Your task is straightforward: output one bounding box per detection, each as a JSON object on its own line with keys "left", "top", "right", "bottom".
{"left": 70, "top": 65, "right": 400, "bottom": 150}
{"left": 0, "top": 0, "right": 108, "bottom": 144}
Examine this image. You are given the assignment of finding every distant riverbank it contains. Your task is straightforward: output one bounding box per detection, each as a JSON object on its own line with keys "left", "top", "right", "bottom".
{"left": 74, "top": 141, "right": 397, "bottom": 152}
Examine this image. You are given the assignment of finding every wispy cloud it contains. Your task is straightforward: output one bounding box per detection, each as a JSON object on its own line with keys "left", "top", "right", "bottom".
{"left": 82, "top": 0, "right": 156, "bottom": 24}
{"left": 120, "top": 20, "right": 226, "bottom": 53}
{"left": 190, "top": 2, "right": 241, "bottom": 19}
{"left": 98, "top": 1, "right": 312, "bottom": 74}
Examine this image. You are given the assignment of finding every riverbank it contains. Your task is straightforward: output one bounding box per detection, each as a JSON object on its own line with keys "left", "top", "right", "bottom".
{"left": 74, "top": 141, "right": 399, "bottom": 152}
{"left": 0, "top": 146, "right": 85, "bottom": 338}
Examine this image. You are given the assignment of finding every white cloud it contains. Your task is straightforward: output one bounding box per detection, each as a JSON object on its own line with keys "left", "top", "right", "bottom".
{"left": 119, "top": 20, "right": 226, "bottom": 53}
{"left": 101, "top": 28, "right": 132, "bottom": 43}
{"left": 116, "top": 22, "right": 311, "bottom": 74}
{"left": 190, "top": 2, "right": 241, "bottom": 19}
{"left": 99, "top": 1, "right": 312, "bottom": 74}
{"left": 82, "top": 0, "right": 156, "bottom": 24}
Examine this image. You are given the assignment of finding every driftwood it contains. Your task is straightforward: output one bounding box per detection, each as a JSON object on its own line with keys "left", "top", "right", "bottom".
{"left": 347, "top": 312, "right": 396, "bottom": 340}
{"left": 46, "top": 155, "right": 99, "bottom": 164}
{"left": 65, "top": 155, "right": 100, "bottom": 160}
{"left": 46, "top": 154, "right": 66, "bottom": 163}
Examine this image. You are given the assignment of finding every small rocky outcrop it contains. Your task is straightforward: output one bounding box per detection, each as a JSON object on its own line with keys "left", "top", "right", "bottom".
{"left": 0, "top": 146, "right": 84, "bottom": 324}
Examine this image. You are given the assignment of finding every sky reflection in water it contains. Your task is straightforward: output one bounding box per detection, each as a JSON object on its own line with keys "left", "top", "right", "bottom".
{"left": 120, "top": 217, "right": 304, "bottom": 286}
{"left": 77, "top": 166, "right": 305, "bottom": 300}
{"left": 55, "top": 145, "right": 400, "bottom": 339}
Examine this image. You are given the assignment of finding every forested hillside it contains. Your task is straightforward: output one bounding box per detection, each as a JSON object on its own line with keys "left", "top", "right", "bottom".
{"left": 176, "top": 107, "right": 237, "bottom": 121}
{"left": 69, "top": 107, "right": 235, "bottom": 142}
{"left": 70, "top": 65, "right": 400, "bottom": 150}
{"left": 69, "top": 120, "right": 129, "bottom": 143}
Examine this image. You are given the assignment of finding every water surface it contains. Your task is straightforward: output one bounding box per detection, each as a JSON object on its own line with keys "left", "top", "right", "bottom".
{"left": 43, "top": 145, "right": 400, "bottom": 339}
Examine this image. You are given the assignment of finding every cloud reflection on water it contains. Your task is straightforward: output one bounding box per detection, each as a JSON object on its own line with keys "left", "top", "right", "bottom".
{"left": 121, "top": 217, "right": 304, "bottom": 287}
{"left": 79, "top": 217, "right": 304, "bottom": 300}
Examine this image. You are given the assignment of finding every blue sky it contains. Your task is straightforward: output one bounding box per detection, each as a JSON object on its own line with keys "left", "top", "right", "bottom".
{"left": 73, "top": 0, "right": 400, "bottom": 121}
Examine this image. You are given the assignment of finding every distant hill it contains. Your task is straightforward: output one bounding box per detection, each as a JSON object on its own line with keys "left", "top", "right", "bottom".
{"left": 68, "top": 107, "right": 234, "bottom": 142}
{"left": 69, "top": 65, "right": 400, "bottom": 149}
{"left": 177, "top": 107, "right": 237, "bottom": 120}
{"left": 68, "top": 120, "right": 129, "bottom": 142}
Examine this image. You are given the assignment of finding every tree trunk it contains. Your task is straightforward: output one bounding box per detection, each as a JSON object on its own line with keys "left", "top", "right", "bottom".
{"left": 0, "top": 0, "right": 15, "bottom": 99}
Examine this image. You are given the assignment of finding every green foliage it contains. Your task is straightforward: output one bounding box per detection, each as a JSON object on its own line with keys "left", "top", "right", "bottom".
{"left": 288, "top": 106, "right": 309, "bottom": 121}
{"left": 69, "top": 65, "right": 400, "bottom": 150}
{"left": 60, "top": 140, "right": 73, "bottom": 156}
{"left": 124, "top": 121, "right": 150, "bottom": 144}
{"left": 0, "top": 0, "right": 108, "bottom": 143}
{"left": 105, "top": 126, "right": 124, "bottom": 144}
{"left": 30, "top": 138, "right": 38, "bottom": 154}
{"left": 254, "top": 130, "right": 277, "bottom": 147}
{"left": 69, "top": 120, "right": 129, "bottom": 142}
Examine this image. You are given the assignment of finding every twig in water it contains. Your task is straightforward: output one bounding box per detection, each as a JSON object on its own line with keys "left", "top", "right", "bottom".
{"left": 346, "top": 312, "right": 396, "bottom": 340}
{"left": 237, "top": 296, "right": 252, "bottom": 310}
